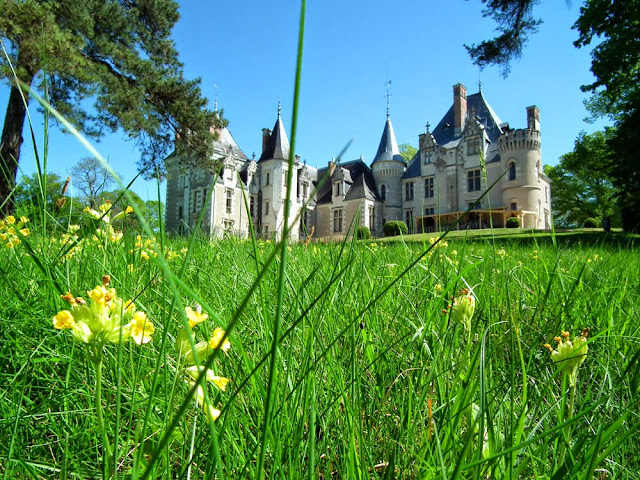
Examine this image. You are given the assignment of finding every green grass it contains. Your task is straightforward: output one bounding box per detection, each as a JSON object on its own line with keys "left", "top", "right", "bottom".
{"left": 1, "top": 222, "right": 640, "bottom": 479}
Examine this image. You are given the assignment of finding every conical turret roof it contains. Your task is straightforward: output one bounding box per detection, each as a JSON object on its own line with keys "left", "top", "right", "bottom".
{"left": 259, "top": 109, "right": 290, "bottom": 162}
{"left": 371, "top": 117, "right": 406, "bottom": 165}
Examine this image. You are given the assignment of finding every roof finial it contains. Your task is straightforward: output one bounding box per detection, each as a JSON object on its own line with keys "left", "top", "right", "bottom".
{"left": 426, "top": 122, "right": 430, "bottom": 133}
{"left": 277, "top": 99, "right": 281, "bottom": 118}
{"left": 478, "top": 66, "right": 482, "bottom": 93}
{"left": 385, "top": 78, "right": 392, "bottom": 119}
{"left": 214, "top": 83, "right": 219, "bottom": 113}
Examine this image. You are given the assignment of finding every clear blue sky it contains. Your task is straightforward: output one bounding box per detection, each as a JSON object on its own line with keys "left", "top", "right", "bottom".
{"left": 1, "top": 0, "right": 609, "bottom": 203}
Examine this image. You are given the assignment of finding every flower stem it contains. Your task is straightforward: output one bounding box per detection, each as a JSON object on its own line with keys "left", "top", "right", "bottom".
{"left": 94, "top": 350, "right": 114, "bottom": 478}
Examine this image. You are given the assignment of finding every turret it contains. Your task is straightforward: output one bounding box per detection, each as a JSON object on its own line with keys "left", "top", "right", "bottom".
{"left": 371, "top": 117, "right": 406, "bottom": 223}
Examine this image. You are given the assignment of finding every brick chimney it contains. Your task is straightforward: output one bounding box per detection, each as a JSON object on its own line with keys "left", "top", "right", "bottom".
{"left": 526, "top": 106, "right": 540, "bottom": 131}
{"left": 453, "top": 83, "right": 467, "bottom": 136}
{"left": 262, "top": 128, "right": 271, "bottom": 153}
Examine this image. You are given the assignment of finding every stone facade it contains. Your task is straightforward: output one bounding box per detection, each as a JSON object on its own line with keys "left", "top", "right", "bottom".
{"left": 164, "top": 83, "right": 552, "bottom": 239}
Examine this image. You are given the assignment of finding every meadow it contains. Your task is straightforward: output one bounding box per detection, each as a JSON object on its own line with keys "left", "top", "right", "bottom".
{"left": 1, "top": 213, "right": 639, "bottom": 479}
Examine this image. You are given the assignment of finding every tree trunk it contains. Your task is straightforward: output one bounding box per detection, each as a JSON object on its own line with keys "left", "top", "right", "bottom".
{"left": 1, "top": 73, "right": 34, "bottom": 215}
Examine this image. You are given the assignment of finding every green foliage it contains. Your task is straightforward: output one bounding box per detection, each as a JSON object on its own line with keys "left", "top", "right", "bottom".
{"left": 545, "top": 130, "right": 620, "bottom": 228}
{"left": 356, "top": 225, "right": 371, "bottom": 240}
{"left": 0, "top": 0, "right": 223, "bottom": 208}
{"left": 398, "top": 143, "right": 418, "bottom": 163}
{"left": 583, "top": 217, "right": 599, "bottom": 228}
{"left": 383, "top": 220, "right": 408, "bottom": 236}
{"left": 506, "top": 216, "right": 520, "bottom": 228}
{"left": 14, "top": 171, "right": 74, "bottom": 220}
{"left": 464, "top": 0, "right": 541, "bottom": 75}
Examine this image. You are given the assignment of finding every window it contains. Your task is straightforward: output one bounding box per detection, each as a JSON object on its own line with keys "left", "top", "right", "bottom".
{"left": 405, "top": 210, "right": 414, "bottom": 231}
{"left": 424, "top": 207, "right": 435, "bottom": 215}
{"left": 380, "top": 184, "right": 386, "bottom": 201}
{"left": 468, "top": 169, "right": 481, "bottom": 192}
{"left": 424, "top": 177, "right": 434, "bottom": 198}
{"left": 302, "top": 182, "right": 308, "bottom": 198}
{"left": 250, "top": 196, "right": 255, "bottom": 217}
{"left": 283, "top": 171, "right": 288, "bottom": 189}
{"left": 333, "top": 209, "right": 343, "bottom": 232}
{"left": 508, "top": 161, "right": 516, "bottom": 181}
{"left": 368, "top": 206, "right": 375, "bottom": 229}
{"left": 405, "top": 182, "right": 414, "bottom": 201}
{"left": 227, "top": 167, "right": 233, "bottom": 181}
{"left": 424, "top": 150, "right": 433, "bottom": 164}
{"left": 467, "top": 137, "right": 480, "bottom": 155}
{"left": 264, "top": 225, "right": 269, "bottom": 238}
{"left": 264, "top": 200, "right": 270, "bottom": 215}
{"left": 195, "top": 189, "right": 203, "bottom": 212}
{"left": 178, "top": 205, "right": 183, "bottom": 219}
{"left": 225, "top": 189, "right": 233, "bottom": 214}
{"left": 223, "top": 219, "right": 233, "bottom": 231}
{"left": 301, "top": 209, "right": 309, "bottom": 233}
{"left": 266, "top": 172, "right": 270, "bottom": 186}
{"left": 510, "top": 202, "right": 517, "bottom": 211}
{"left": 334, "top": 182, "right": 341, "bottom": 197}
{"left": 545, "top": 186, "right": 549, "bottom": 202}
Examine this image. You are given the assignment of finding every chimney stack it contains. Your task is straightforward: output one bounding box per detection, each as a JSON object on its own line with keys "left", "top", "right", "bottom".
{"left": 453, "top": 83, "right": 467, "bottom": 136}
{"left": 526, "top": 106, "right": 540, "bottom": 131}
{"left": 261, "top": 128, "right": 272, "bottom": 153}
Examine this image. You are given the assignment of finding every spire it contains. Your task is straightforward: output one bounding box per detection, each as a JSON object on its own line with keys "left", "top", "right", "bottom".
{"left": 214, "top": 83, "right": 219, "bottom": 113}
{"left": 372, "top": 117, "right": 405, "bottom": 165}
{"left": 259, "top": 105, "right": 290, "bottom": 161}
{"left": 385, "top": 79, "right": 392, "bottom": 119}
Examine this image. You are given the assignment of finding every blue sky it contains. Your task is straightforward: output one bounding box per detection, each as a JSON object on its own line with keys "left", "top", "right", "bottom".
{"left": 1, "top": 0, "right": 609, "bottom": 202}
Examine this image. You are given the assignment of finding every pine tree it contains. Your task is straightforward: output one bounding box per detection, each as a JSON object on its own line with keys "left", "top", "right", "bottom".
{"left": 0, "top": 0, "right": 223, "bottom": 214}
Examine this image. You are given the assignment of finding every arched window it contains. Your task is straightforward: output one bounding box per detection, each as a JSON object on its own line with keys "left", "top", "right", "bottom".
{"left": 508, "top": 161, "right": 516, "bottom": 181}
{"left": 380, "top": 184, "right": 386, "bottom": 201}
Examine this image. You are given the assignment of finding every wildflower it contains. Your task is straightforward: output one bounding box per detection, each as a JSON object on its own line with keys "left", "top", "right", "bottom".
{"left": 125, "top": 206, "right": 134, "bottom": 214}
{"left": 140, "top": 251, "right": 150, "bottom": 261}
{"left": 52, "top": 279, "right": 154, "bottom": 345}
{"left": 128, "top": 311, "right": 155, "bottom": 344}
{"left": 544, "top": 328, "right": 589, "bottom": 386}
{"left": 209, "top": 327, "right": 231, "bottom": 352}
{"left": 449, "top": 289, "right": 476, "bottom": 332}
{"left": 435, "top": 284, "right": 444, "bottom": 293}
{"left": 186, "top": 306, "right": 208, "bottom": 328}
{"left": 185, "top": 365, "right": 229, "bottom": 391}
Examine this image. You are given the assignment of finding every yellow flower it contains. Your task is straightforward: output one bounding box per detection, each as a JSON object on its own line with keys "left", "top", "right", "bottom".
{"left": 20, "top": 228, "right": 30, "bottom": 236}
{"left": 125, "top": 206, "right": 133, "bottom": 214}
{"left": 6, "top": 215, "right": 15, "bottom": 224}
{"left": 19, "top": 216, "right": 29, "bottom": 224}
{"left": 186, "top": 365, "right": 230, "bottom": 391}
{"left": 209, "top": 327, "right": 231, "bottom": 352}
{"left": 205, "top": 404, "right": 221, "bottom": 422}
{"left": 186, "top": 306, "right": 208, "bottom": 328}
{"left": 544, "top": 329, "right": 589, "bottom": 385}
{"left": 128, "top": 311, "right": 155, "bottom": 344}
{"left": 88, "top": 285, "right": 108, "bottom": 304}
{"left": 450, "top": 289, "right": 476, "bottom": 332}
{"left": 53, "top": 310, "right": 76, "bottom": 329}
{"left": 140, "top": 251, "right": 150, "bottom": 261}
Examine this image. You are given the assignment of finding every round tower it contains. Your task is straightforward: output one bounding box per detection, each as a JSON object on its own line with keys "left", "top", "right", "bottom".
{"left": 498, "top": 106, "right": 543, "bottom": 228}
{"left": 371, "top": 117, "right": 406, "bottom": 224}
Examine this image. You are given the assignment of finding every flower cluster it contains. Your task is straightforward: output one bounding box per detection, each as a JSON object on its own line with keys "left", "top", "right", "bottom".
{"left": 426, "top": 237, "right": 449, "bottom": 258}
{"left": 544, "top": 329, "right": 589, "bottom": 385}
{"left": 127, "top": 235, "right": 183, "bottom": 271}
{"left": 84, "top": 201, "right": 132, "bottom": 245}
{"left": 446, "top": 288, "right": 476, "bottom": 332}
{"left": 53, "top": 275, "right": 154, "bottom": 345}
{"left": 175, "top": 306, "right": 231, "bottom": 422}
{"left": 0, "top": 215, "right": 30, "bottom": 249}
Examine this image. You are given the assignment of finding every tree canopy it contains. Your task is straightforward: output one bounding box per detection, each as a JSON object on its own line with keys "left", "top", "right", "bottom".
{"left": 399, "top": 143, "right": 418, "bottom": 164}
{"left": 471, "top": 0, "right": 640, "bottom": 231}
{"left": 545, "top": 130, "right": 620, "bottom": 228}
{"left": 1, "top": 0, "right": 223, "bottom": 214}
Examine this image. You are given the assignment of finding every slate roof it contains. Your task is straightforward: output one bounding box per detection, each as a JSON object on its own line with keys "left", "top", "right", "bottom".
{"left": 315, "top": 159, "right": 379, "bottom": 204}
{"left": 401, "top": 151, "right": 422, "bottom": 179}
{"left": 212, "top": 126, "right": 248, "bottom": 161}
{"left": 259, "top": 114, "right": 290, "bottom": 161}
{"left": 431, "top": 91, "right": 504, "bottom": 146}
{"left": 371, "top": 118, "right": 406, "bottom": 166}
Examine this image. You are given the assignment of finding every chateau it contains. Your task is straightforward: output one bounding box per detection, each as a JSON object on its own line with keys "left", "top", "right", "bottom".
{"left": 164, "top": 83, "right": 552, "bottom": 238}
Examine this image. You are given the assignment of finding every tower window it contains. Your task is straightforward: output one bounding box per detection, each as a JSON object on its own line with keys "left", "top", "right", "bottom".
{"left": 266, "top": 173, "right": 270, "bottom": 186}
{"left": 508, "top": 161, "right": 516, "bottom": 181}
{"left": 380, "top": 184, "right": 386, "bottom": 201}
{"left": 264, "top": 200, "right": 270, "bottom": 215}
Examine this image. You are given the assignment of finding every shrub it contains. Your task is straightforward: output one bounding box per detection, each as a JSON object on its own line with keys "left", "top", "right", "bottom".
{"left": 356, "top": 226, "right": 371, "bottom": 240}
{"left": 383, "top": 221, "right": 408, "bottom": 237}
{"left": 506, "top": 217, "right": 520, "bottom": 228}
{"left": 584, "top": 217, "right": 599, "bottom": 228}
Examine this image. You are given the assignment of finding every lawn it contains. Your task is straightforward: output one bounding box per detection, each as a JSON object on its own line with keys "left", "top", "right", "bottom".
{"left": 1, "top": 215, "right": 639, "bottom": 479}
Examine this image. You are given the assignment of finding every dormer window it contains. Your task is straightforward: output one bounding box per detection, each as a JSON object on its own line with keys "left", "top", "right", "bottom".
{"left": 467, "top": 137, "right": 480, "bottom": 155}
{"left": 334, "top": 182, "right": 341, "bottom": 197}
{"left": 424, "top": 150, "right": 433, "bottom": 164}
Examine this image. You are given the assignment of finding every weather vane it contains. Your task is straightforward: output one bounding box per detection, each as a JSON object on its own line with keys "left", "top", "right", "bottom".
{"left": 385, "top": 78, "right": 392, "bottom": 119}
